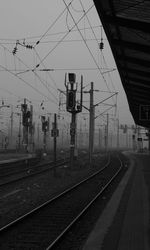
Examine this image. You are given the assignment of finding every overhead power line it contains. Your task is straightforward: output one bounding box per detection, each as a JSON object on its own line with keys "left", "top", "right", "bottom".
{"left": 34, "top": 3, "right": 94, "bottom": 69}
{"left": 33, "top": 48, "right": 58, "bottom": 93}
{"left": 62, "top": 0, "right": 114, "bottom": 97}
{"left": 0, "top": 63, "right": 57, "bottom": 104}
{"left": 0, "top": 37, "right": 107, "bottom": 45}
{"left": 0, "top": 25, "right": 102, "bottom": 42}
{"left": 33, "top": 0, "right": 74, "bottom": 48}
{"left": 0, "top": 67, "right": 116, "bottom": 73}
{"left": 0, "top": 42, "right": 58, "bottom": 102}
{"left": 78, "top": 0, "right": 117, "bottom": 95}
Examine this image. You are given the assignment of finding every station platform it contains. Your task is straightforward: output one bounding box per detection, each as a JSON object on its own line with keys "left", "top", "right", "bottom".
{"left": 83, "top": 152, "right": 150, "bottom": 250}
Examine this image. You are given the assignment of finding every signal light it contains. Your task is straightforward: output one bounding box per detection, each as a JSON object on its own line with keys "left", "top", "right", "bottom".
{"left": 99, "top": 42, "right": 104, "bottom": 50}
{"left": 42, "top": 120, "right": 49, "bottom": 132}
{"left": 67, "top": 91, "right": 75, "bottom": 110}
{"left": 68, "top": 73, "right": 76, "bottom": 83}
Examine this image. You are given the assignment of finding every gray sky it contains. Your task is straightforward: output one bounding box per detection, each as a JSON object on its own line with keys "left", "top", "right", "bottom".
{"left": 0, "top": 0, "right": 134, "bottom": 125}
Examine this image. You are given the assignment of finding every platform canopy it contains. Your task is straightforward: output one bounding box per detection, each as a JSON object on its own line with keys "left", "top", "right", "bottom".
{"left": 94, "top": 0, "right": 150, "bottom": 128}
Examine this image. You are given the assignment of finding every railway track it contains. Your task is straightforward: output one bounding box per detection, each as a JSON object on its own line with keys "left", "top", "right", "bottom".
{"left": 0, "top": 158, "right": 69, "bottom": 186}
{"left": 0, "top": 153, "right": 125, "bottom": 250}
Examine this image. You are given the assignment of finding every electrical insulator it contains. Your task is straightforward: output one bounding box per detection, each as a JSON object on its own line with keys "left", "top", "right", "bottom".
{"left": 26, "top": 45, "right": 33, "bottom": 49}
{"left": 99, "top": 42, "right": 104, "bottom": 50}
{"left": 67, "top": 91, "right": 75, "bottom": 110}
{"left": 12, "top": 47, "right": 17, "bottom": 55}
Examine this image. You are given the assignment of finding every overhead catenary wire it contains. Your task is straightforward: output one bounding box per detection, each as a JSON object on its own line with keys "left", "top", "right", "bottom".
{"left": 33, "top": 48, "right": 59, "bottom": 93}
{"left": 0, "top": 37, "right": 107, "bottom": 45}
{"left": 0, "top": 42, "right": 58, "bottom": 103}
{"left": 0, "top": 10, "right": 61, "bottom": 103}
{"left": 0, "top": 1, "right": 119, "bottom": 113}
{"left": 78, "top": 0, "right": 117, "bottom": 95}
{"left": 0, "top": 25, "right": 102, "bottom": 43}
{"left": 32, "top": 70, "right": 58, "bottom": 103}
{"left": 34, "top": 3, "right": 94, "bottom": 69}
{"left": 0, "top": 87, "right": 21, "bottom": 99}
{"left": 0, "top": 67, "right": 115, "bottom": 73}
{"left": 66, "top": 5, "right": 71, "bottom": 31}
{"left": 62, "top": 0, "right": 114, "bottom": 97}
{"left": 0, "top": 63, "right": 57, "bottom": 104}
{"left": 33, "top": 0, "right": 74, "bottom": 48}
{"left": 101, "top": 51, "right": 117, "bottom": 91}
{"left": 71, "top": 2, "right": 84, "bottom": 13}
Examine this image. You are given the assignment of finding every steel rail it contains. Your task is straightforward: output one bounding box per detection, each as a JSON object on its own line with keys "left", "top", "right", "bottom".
{"left": 0, "top": 154, "right": 110, "bottom": 233}
{"left": 46, "top": 154, "right": 123, "bottom": 249}
{"left": 0, "top": 158, "right": 70, "bottom": 186}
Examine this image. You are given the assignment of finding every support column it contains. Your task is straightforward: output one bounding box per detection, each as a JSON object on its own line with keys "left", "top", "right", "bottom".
{"left": 70, "top": 112, "right": 76, "bottom": 168}
{"left": 148, "top": 129, "right": 150, "bottom": 153}
{"left": 117, "top": 118, "right": 119, "bottom": 150}
{"left": 53, "top": 113, "right": 57, "bottom": 175}
{"left": 106, "top": 113, "right": 109, "bottom": 150}
{"left": 89, "top": 82, "right": 94, "bottom": 165}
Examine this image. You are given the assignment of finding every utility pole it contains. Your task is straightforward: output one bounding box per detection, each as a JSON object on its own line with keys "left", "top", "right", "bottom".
{"left": 70, "top": 108, "right": 76, "bottom": 168}
{"left": 18, "top": 113, "right": 21, "bottom": 151}
{"left": 126, "top": 127, "right": 128, "bottom": 149}
{"left": 53, "top": 113, "right": 57, "bottom": 176}
{"left": 65, "top": 73, "right": 83, "bottom": 169}
{"left": 89, "top": 82, "right": 94, "bottom": 165}
{"left": 61, "top": 129, "right": 64, "bottom": 148}
{"left": 83, "top": 88, "right": 118, "bottom": 164}
{"left": 22, "top": 98, "right": 29, "bottom": 153}
{"left": 117, "top": 118, "right": 119, "bottom": 150}
{"left": 79, "top": 121, "right": 82, "bottom": 148}
{"left": 10, "top": 105, "right": 13, "bottom": 149}
{"left": 51, "top": 113, "right": 59, "bottom": 176}
{"left": 21, "top": 99, "right": 34, "bottom": 153}
{"left": 148, "top": 129, "right": 150, "bottom": 153}
{"left": 103, "top": 114, "right": 109, "bottom": 151}
{"left": 29, "top": 105, "right": 33, "bottom": 152}
{"left": 99, "top": 128, "right": 101, "bottom": 149}
{"left": 69, "top": 79, "right": 77, "bottom": 168}
{"left": 43, "top": 128, "right": 46, "bottom": 153}
{"left": 41, "top": 116, "right": 49, "bottom": 154}
{"left": 106, "top": 113, "right": 109, "bottom": 150}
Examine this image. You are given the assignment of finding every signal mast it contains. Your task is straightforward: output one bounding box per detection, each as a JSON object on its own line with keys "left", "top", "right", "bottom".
{"left": 65, "top": 73, "right": 83, "bottom": 168}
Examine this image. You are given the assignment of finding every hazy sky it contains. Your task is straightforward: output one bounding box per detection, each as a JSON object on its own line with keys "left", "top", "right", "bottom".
{"left": 0, "top": 0, "right": 134, "bottom": 125}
